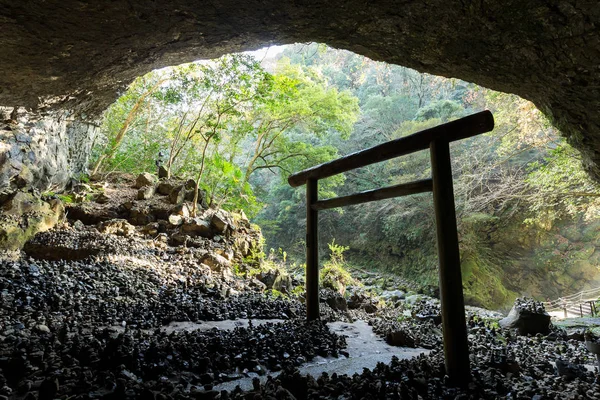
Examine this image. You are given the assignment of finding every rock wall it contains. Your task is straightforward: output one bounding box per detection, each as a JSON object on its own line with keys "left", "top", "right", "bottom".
{"left": 454, "top": 214, "right": 600, "bottom": 310}
{"left": 341, "top": 210, "right": 600, "bottom": 311}
{"left": 0, "top": 108, "right": 98, "bottom": 198}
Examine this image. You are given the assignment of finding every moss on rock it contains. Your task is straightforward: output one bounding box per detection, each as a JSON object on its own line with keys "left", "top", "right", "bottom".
{"left": 0, "top": 191, "right": 63, "bottom": 250}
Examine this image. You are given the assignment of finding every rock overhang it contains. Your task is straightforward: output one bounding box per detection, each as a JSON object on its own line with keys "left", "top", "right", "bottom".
{"left": 1, "top": 0, "right": 600, "bottom": 176}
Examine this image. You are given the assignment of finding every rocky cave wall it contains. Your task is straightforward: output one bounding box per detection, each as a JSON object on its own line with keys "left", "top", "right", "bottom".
{"left": 2, "top": 1, "right": 600, "bottom": 180}
{"left": 0, "top": 108, "right": 98, "bottom": 197}
{"left": 0, "top": 0, "right": 599, "bottom": 181}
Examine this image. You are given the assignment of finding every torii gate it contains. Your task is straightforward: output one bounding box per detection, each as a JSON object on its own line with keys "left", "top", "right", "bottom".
{"left": 287, "top": 110, "right": 495, "bottom": 385}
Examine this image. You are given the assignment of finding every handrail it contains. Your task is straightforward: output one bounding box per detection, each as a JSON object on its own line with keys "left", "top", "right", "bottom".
{"left": 288, "top": 110, "right": 494, "bottom": 187}
{"left": 543, "top": 286, "right": 600, "bottom": 318}
{"left": 544, "top": 286, "right": 600, "bottom": 306}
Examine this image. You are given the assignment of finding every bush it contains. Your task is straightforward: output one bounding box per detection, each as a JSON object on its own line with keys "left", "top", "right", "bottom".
{"left": 320, "top": 240, "right": 354, "bottom": 294}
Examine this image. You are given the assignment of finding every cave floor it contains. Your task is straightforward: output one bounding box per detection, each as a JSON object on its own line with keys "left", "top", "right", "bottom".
{"left": 208, "top": 319, "right": 429, "bottom": 391}
{"left": 554, "top": 317, "right": 600, "bottom": 335}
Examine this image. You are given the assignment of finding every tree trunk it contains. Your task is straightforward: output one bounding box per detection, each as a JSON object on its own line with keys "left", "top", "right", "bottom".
{"left": 191, "top": 137, "right": 212, "bottom": 216}
{"left": 93, "top": 78, "right": 167, "bottom": 173}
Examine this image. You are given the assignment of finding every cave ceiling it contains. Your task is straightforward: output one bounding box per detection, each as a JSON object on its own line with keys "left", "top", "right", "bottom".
{"left": 1, "top": 0, "right": 599, "bottom": 176}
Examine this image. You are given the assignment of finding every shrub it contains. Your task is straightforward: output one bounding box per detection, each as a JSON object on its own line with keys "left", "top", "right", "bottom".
{"left": 320, "top": 239, "right": 354, "bottom": 294}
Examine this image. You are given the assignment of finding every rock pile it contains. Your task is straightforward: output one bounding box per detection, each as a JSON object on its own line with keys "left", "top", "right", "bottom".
{"left": 500, "top": 297, "right": 552, "bottom": 335}
{"left": 0, "top": 319, "right": 345, "bottom": 398}
{"left": 0, "top": 175, "right": 598, "bottom": 399}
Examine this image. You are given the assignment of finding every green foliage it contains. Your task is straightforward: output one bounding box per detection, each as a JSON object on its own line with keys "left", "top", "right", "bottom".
{"left": 78, "top": 173, "right": 90, "bottom": 183}
{"left": 56, "top": 194, "right": 75, "bottom": 204}
{"left": 243, "top": 236, "right": 266, "bottom": 267}
{"left": 415, "top": 100, "right": 464, "bottom": 122}
{"left": 320, "top": 240, "right": 355, "bottom": 294}
{"left": 327, "top": 239, "right": 349, "bottom": 265}
{"left": 201, "top": 153, "right": 260, "bottom": 215}
{"left": 291, "top": 285, "right": 305, "bottom": 296}
{"left": 93, "top": 51, "right": 359, "bottom": 217}
{"left": 265, "top": 289, "right": 286, "bottom": 299}
{"left": 261, "top": 43, "right": 600, "bottom": 310}
{"left": 526, "top": 144, "right": 600, "bottom": 220}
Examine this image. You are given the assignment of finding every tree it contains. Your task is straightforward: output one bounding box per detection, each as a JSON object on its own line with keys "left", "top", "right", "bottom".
{"left": 241, "top": 60, "right": 359, "bottom": 186}
{"left": 92, "top": 73, "right": 171, "bottom": 175}
{"left": 153, "top": 55, "right": 271, "bottom": 180}
{"left": 173, "top": 54, "right": 271, "bottom": 215}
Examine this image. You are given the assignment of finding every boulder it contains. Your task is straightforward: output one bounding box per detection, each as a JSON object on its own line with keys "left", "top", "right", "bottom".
{"left": 148, "top": 203, "right": 170, "bottom": 220}
{"left": 168, "top": 214, "right": 184, "bottom": 226}
{"left": 363, "top": 302, "right": 378, "bottom": 314}
{"left": 239, "top": 210, "right": 249, "bottom": 224}
{"left": 185, "top": 187, "right": 208, "bottom": 207}
{"left": 234, "top": 237, "right": 251, "bottom": 257}
{"left": 256, "top": 269, "right": 278, "bottom": 289}
{"left": 137, "top": 185, "right": 155, "bottom": 200}
{"left": 0, "top": 191, "right": 64, "bottom": 250}
{"left": 181, "top": 218, "right": 212, "bottom": 238}
{"left": 566, "top": 329, "right": 585, "bottom": 341}
{"left": 203, "top": 253, "right": 231, "bottom": 272}
{"left": 386, "top": 329, "right": 416, "bottom": 347}
{"left": 13, "top": 165, "right": 34, "bottom": 189}
{"left": 157, "top": 181, "right": 176, "bottom": 195}
{"left": 170, "top": 203, "right": 190, "bottom": 218}
{"left": 158, "top": 166, "right": 168, "bottom": 179}
{"left": 217, "top": 248, "right": 234, "bottom": 261}
{"left": 347, "top": 290, "right": 368, "bottom": 310}
{"left": 380, "top": 290, "right": 405, "bottom": 302}
{"left": 499, "top": 305, "right": 551, "bottom": 336}
{"left": 169, "top": 186, "right": 186, "bottom": 204}
{"left": 273, "top": 273, "right": 293, "bottom": 294}
{"left": 321, "top": 290, "right": 347, "bottom": 311}
{"left": 134, "top": 172, "right": 156, "bottom": 188}
{"left": 128, "top": 205, "right": 154, "bottom": 225}
{"left": 404, "top": 294, "right": 423, "bottom": 305}
{"left": 97, "top": 219, "right": 136, "bottom": 236}
{"left": 211, "top": 211, "right": 229, "bottom": 234}
{"left": 249, "top": 278, "right": 267, "bottom": 292}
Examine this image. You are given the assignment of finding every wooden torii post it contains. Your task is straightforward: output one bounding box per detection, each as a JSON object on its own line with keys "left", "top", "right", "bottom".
{"left": 288, "top": 110, "right": 495, "bottom": 385}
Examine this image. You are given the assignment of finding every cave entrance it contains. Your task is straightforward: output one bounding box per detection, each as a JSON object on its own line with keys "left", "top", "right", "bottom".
{"left": 288, "top": 110, "right": 495, "bottom": 385}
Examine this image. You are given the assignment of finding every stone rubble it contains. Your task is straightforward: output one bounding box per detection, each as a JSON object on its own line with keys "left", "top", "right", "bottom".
{"left": 0, "top": 176, "right": 598, "bottom": 398}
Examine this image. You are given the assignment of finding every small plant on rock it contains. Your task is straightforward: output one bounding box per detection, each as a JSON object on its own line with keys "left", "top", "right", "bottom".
{"left": 320, "top": 239, "right": 354, "bottom": 295}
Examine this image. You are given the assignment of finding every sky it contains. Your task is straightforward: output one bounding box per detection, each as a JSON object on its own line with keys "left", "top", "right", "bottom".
{"left": 245, "top": 45, "right": 286, "bottom": 62}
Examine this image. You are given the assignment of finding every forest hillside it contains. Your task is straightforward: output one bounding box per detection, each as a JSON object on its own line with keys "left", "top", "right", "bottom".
{"left": 91, "top": 44, "right": 600, "bottom": 310}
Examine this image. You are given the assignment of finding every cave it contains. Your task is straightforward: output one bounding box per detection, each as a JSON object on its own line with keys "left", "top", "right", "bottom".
{"left": 1, "top": 2, "right": 600, "bottom": 397}
{"left": 1, "top": 0, "right": 599, "bottom": 183}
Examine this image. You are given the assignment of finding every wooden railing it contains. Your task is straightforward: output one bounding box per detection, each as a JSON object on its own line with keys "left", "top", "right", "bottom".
{"left": 288, "top": 110, "right": 495, "bottom": 385}
{"left": 544, "top": 286, "right": 600, "bottom": 318}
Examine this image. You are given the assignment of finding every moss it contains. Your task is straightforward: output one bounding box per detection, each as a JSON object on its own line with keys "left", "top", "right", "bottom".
{"left": 0, "top": 192, "right": 62, "bottom": 250}
{"left": 574, "top": 244, "right": 595, "bottom": 260}
{"left": 57, "top": 194, "right": 76, "bottom": 204}
{"left": 320, "top": 264, "right": 354, "bottom": 294}
{"left": 291, "top": 285, "right": 305, "bottom": 296}
{"left": 250, "top": 223, "right": 261, "bottom": 232}
{"left": 460, "top": 253, "right": 517, "bottom": 309}
{"left": 561, "top": 225, "right": 583, "bottom": 242}
{"left": 265, "top": 289, "right": 286, "bottom": 299}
